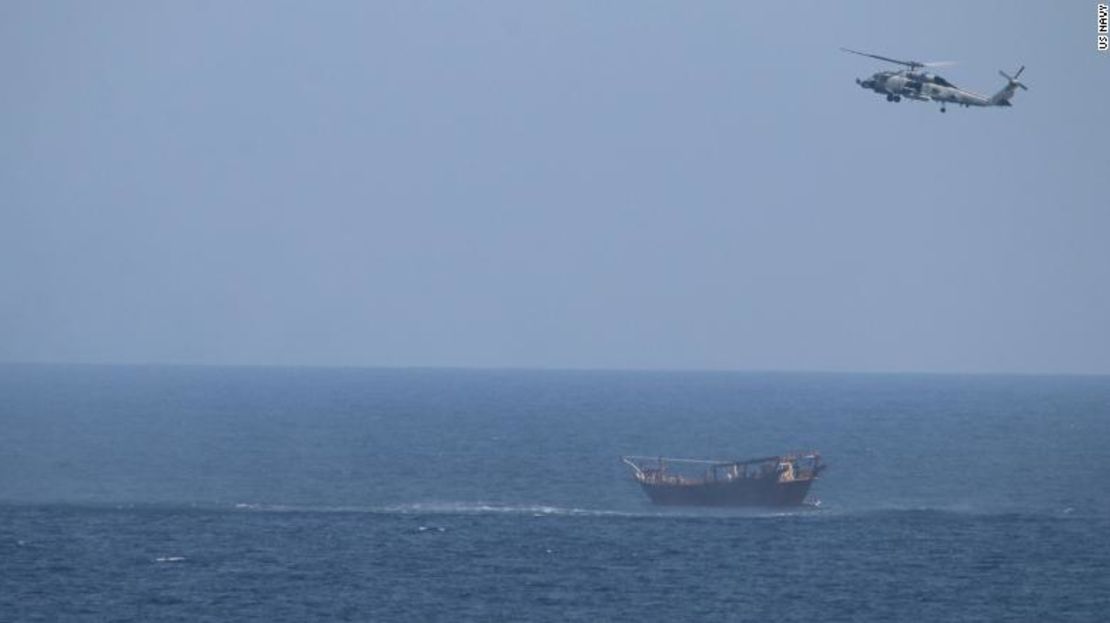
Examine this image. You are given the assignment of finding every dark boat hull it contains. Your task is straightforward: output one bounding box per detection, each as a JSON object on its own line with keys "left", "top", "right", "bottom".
{"left": 639, "top": 477, "right": 813, "bottom": 507}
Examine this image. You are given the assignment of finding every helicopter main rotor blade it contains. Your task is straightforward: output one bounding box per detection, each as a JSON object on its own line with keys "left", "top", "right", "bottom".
{"left": 840, "top": 47, "right": 922, "bottom": 69}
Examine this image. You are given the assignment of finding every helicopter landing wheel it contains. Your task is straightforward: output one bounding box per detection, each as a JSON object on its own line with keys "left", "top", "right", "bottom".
{"left": 893, "top": 95, "right": 901, "bottom": 102}
{"left": 885, "top": 94, "right": 893, "bottom": 102}
{"left": 940, "top": 106, "right": 947, "bottom": 113}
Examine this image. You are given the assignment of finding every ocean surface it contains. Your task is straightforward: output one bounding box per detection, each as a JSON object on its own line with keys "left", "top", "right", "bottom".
{"left": 1, "top": 364, "right": 1108, "bottom": 621}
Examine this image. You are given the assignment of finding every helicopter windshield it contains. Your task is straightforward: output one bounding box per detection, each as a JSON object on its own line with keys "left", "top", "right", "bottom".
{"left": 931, "top": 75, "right": 954, "bottom": 87}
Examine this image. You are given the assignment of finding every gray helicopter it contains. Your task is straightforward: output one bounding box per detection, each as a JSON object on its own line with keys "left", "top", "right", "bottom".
{"left": 841, "top": 48, "right": 1027, "bottom": 113}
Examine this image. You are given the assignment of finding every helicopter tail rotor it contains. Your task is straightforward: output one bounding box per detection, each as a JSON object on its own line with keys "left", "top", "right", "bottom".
{"left": 988, "top": 66, "right": 1028, "bottom": 106}
{"left": 999, "top": 66, "right": 1028, "bottom": 90}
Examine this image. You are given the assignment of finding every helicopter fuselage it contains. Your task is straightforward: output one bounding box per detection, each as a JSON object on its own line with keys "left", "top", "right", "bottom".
{"left": 856, "top": 70, "right": 995, "bottom": 107}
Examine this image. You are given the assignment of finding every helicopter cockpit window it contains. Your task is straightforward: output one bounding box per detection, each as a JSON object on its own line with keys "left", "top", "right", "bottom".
{"left": 933, "top": 76, "right": 953, "bottom": 87}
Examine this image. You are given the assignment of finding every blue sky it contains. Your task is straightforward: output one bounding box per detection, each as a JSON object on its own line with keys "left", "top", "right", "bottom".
{"left": 2, "top": 1, "right": 1108, "bottom": 373}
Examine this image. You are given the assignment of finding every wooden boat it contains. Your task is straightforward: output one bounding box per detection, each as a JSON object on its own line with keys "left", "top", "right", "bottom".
{"left": 621, "top": 452, "right": 825, "bottom": 507}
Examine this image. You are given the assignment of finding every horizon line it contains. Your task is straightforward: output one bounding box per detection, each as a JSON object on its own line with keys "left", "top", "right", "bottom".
{"left": 1, "top": 360, "right": 1107, "bottom": 379}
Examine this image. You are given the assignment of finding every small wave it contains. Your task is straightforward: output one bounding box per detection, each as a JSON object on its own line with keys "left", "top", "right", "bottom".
{"left": 155, "top": 556, "right": 186, "bottom": 563}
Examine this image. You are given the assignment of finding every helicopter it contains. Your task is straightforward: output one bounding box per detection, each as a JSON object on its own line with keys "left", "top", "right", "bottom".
{"left": 841, "top": 48, "right": 1027, "bottom": 113}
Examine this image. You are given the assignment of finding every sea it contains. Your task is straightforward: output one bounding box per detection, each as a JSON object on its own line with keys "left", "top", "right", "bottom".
{"left": 1, "top": 364, "right": 1108, "bottom": 621}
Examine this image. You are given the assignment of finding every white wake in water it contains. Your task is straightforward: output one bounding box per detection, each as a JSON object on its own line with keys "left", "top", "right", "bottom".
{"left": 379, "top": 502, "right": 638, "bottom": 517}
{"left": 228, "top": 500, "right": 822, "bottom": 519}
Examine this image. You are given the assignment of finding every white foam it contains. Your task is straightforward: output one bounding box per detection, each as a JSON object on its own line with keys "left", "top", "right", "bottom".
{"left": 384, "top": 502, "right": 635, "bottom": 517}
{"left": 223, "top": 500, "right": 827, "bottom": 520}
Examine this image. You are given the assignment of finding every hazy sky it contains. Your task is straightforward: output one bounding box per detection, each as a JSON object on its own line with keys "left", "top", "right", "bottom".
{"left": 3, "top": 1, "right": 1108, "bottom": 373}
